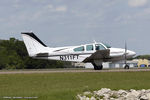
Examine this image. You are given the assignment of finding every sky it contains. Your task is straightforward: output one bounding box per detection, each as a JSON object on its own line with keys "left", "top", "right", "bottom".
{"left": 0, "top": 0, "right": 150, "bottom": 55}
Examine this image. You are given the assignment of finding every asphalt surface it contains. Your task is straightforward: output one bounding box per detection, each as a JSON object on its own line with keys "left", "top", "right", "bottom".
{"left": 0, "top": 68, "right": 150, "bottom": 74}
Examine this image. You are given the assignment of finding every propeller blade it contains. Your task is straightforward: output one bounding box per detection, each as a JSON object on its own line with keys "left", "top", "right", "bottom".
{"left": 124, "top": 41, "right": 127, "bottom": 65}
{"left": 124, "top": 41, "right": 129, "bottom": 69}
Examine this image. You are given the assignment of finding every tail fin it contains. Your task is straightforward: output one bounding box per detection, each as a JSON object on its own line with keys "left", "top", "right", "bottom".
{"left": 21, "top": 32, "right": 47, "bottom": 57}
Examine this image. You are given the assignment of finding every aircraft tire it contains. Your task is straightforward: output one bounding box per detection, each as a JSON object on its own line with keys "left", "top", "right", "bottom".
{"left": 92, "top": 62, "right": 103, "bottom": 70}
{"left": 94, "top": 65, "right": 103, "bottom": 70}
{"left": 124, "top": 65, "right": 129, "bottom": 69}
{"left": 98, "top": 65, "right": 103, "bottom": 70}
{"left": 92, "top": 62, "right": 97, "bottom": 70}
{"left": 94, "top": 66, "right": 98, "bottom": 70}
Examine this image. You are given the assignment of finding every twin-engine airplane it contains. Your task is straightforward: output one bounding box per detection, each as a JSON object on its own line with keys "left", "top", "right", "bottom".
{"left": 21, "top": 32, "right": 136, "bottom": 70}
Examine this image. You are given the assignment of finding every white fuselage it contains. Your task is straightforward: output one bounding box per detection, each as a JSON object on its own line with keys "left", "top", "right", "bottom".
{"left": 34, "top": 43, "right": 136, "bottom": 63}
{"left": 21, "top": 32, "right": 136, "bottom": 70}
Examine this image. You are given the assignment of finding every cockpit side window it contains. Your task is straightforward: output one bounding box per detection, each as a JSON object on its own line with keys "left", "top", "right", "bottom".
{"left": 74, "top": 46, "right": 84, "bottom": 52}
{"left": 86, "top": 45, "right": 93, "bottom": 51}
{"left": 95, "top": 44, "right": 106, "bottom": 50}
{"left": 103, "top": 43, "right": 111, "bottom": 48}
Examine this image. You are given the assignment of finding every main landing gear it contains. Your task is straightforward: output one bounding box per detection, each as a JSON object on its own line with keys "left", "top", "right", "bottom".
{"left": 92, "top": 62, "right": 103, "bottom": 70}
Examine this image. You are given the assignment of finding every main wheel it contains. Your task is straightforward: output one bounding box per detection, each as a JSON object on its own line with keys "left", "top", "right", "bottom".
{"left": 97, "top": 65, "right": 103, "bottom": 70}
{"left": 124, "top": 64, "right": 129, "bottom": 69}
{"left": 92, "top": 63, "right": 103, "bottom": 70}
{"left": 94, "top": 66, "right": 98, "bottom": 70}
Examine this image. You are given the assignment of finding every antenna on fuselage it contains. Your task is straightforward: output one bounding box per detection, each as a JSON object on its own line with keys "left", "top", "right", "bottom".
{"left": 93, "top": 40, "right": 97, "bottom": 44}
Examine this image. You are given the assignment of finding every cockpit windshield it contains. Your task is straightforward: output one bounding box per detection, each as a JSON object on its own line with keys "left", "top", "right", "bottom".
{"left": 102, "top": 43, "right": 111, "bottom": 48}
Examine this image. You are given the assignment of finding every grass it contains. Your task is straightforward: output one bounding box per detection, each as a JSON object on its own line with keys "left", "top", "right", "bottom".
{"left": 0, "top": 71, "right": 150, "bottom": 100}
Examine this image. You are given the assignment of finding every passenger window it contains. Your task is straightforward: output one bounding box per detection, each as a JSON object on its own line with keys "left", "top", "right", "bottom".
{"left": 74, "top": 46, "right": 84, "bottom": 52}
{"left": 95, "top": 44, "right": 105, "bottom": 50}
{"left": 86, "top": 45, "right": 93, "bottom": 51}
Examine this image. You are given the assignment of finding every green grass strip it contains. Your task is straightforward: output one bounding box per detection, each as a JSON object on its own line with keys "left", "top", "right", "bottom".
{"left": 0, "top": 71, "right": 150, "bottom": 100}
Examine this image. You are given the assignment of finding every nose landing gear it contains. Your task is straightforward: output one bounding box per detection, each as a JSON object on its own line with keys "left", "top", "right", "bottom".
{"left": 124, "top": 64, "right": 129, "bottom": 69}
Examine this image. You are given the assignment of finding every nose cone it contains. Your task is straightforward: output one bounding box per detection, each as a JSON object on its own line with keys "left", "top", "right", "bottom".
{"left": 128, "top": 50, "right": 136, "bottom": 57}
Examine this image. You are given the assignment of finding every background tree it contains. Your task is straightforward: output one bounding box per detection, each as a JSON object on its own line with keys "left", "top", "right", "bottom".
{"left": 0, "top": 38, "right": 72, "bottom": 69}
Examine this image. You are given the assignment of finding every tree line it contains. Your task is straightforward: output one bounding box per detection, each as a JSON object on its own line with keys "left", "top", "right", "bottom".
{"left": 134, "top": 55, "right": 150, "bottom": 60}
{"left": 0, "top": 38, "right": 71, "bottom": 69}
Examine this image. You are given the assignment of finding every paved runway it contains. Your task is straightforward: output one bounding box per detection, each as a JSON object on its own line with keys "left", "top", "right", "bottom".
{"left": 0, "top": 68, "right": 150, "bottom": 74}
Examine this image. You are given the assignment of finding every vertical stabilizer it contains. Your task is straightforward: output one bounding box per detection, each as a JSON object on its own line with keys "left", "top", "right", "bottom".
{"left": 21, "top": 32, "right": 47, "bottom": 57}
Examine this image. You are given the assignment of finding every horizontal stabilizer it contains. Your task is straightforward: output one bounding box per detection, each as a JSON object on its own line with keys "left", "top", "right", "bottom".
{"left": 36, "top": 53, "right": 49, "bottom": 57}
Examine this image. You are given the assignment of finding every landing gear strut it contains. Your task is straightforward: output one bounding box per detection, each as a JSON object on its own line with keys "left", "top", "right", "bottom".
{"left": 92, "top": 63, "right": 103, "bottom": 70}
{"left": 124, "top": 64, "right": 129, "bottom": 69}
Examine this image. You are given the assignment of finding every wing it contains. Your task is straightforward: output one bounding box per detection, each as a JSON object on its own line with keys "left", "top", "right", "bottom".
{"left": 83, "top": 49, "right": 110, "bottom": 63}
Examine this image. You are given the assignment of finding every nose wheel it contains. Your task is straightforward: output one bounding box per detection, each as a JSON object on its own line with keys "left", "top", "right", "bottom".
{"left": 124, "top": 64, "right": 129, "bottom": 69}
